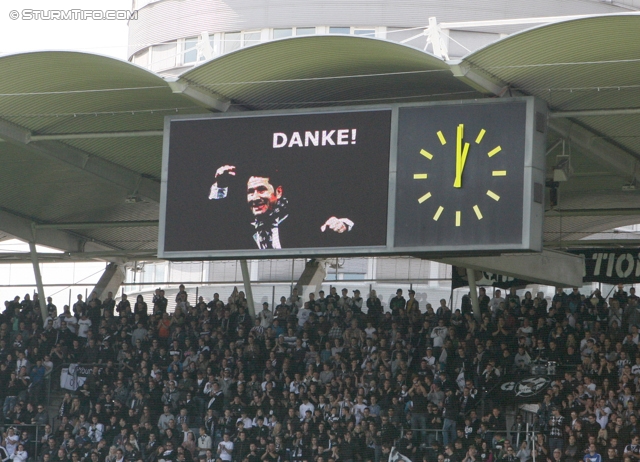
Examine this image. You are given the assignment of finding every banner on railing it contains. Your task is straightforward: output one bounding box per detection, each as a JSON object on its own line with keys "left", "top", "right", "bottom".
{"left": 60, "top": 364, "right": 96, "bottom": 391}
{"left": 451, "top": 267, "right": 528, "bottom": 290}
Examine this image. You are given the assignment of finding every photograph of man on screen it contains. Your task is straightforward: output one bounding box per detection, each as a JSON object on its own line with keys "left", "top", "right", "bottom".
{"left": 208, "top": 164, "right": 354, "bottom": 250}
{"left": 161, "top": 110, "right": 391, "bottom": 254}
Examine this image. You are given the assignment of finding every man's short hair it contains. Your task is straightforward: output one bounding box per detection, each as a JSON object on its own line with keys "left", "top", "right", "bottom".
{"left": 247, "top": 167, "right": 283, "bottom": 190}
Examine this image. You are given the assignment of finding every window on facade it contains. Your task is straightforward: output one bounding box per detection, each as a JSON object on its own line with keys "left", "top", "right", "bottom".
{"left": 183, "top": 37, "right": 198, "bottom": 64}
{"left": 133, "top": 48, "right": 149, "bottom": 67}
{"left": 273, "top": 28, "right": 293, "bottom": 39}
{"left": 329, "top": 27, "right": 350, "bottom": 34}
{"left": 354, "top": 29, "right": 375, "bottom": 36}
{"left": 223, "top": 32, "right": 241, "bottom": 53}
{"left": 295, "top": 27, "right": 316, "bottom": 36}
{"left": 243, "top": 31, "right": 261, "bottom": 47}
{"left": 150, "top": 42, "right": 177, "bottom": 72}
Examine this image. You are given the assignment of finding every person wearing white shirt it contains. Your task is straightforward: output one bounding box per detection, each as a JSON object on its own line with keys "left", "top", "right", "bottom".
{"left": 299, "top": 395, "right": 315, "bottom": 419}
{"left": 4, "top": 428, "right": 18, "bottom": 456}
{"left": 430, "top": 320, "right": 448, "bottom": 349}
{"left": 237, "top": 413, "right": 253, "bottom": 429}
{"left": 88, "top": 416, "right": 104, "bottom": 443}
{"left": 595, "top": 399, "right": 611, "bottom": 429}
{"left": 77, "top": 314, "right": 91, "bottom": 339}
{"left": 489, "top": 290, "right": 505, "bottom": 313}
{"left": 257, "top": 303, "right": 273, "bottom": 328}
{"left": 286, "top": 288, "right": 302, "bottom": 312}
{"left": 15, "top": 353, "right": 29, "bottom": 375}
{"left": 216, "top": 434, "right": 233, "bottom": 461}
{"left": 43, "top": 316, "right": 57, "bottom": 328}
{"left": 10, "top": 445, "right": 27, "bottom": 462}
{"left": 297, "top": 304, "right": 311, "bottom": 328}
{"left": 353, "top": 396, "right": 367, "bottom": 424}
{"left": 61, "top": 312, "right": 78, "bottom": 333}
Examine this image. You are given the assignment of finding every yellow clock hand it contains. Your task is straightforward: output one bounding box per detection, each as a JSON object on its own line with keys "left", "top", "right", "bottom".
{"left": 454, "top": 124, "right": 467, "bottom": 188}
{"left": 454, "top": 125, "right": 461, "bottom": 187}
{"left": 460, "top": 141, "right": 470, "bottom": 176}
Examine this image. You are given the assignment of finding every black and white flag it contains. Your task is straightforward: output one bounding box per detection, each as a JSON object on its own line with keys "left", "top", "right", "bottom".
{"left": 389, "top": 447, "right": 412, "bottom": 462}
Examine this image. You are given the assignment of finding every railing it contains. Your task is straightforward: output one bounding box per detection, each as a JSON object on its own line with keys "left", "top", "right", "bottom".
{"left": 397, "top": 427, "right": 538, "bottom": 456}
{"left": 3, "top": 423, "right": 49, "bottom": 461}
{"left": 45, "top": 362, "right": 67, "bottom": 405}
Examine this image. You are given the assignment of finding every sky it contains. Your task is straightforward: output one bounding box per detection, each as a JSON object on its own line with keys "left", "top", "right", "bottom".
{"left": 0, "top": 0, "right": 132, "bottom": 60}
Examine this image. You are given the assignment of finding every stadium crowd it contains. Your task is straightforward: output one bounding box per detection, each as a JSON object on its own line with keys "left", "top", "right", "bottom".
{"left": 0, "top": 282, "right": 640, "bottom": 462}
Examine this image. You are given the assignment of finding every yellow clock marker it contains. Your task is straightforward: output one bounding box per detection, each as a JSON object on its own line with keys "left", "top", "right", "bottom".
{"left": 418, "top": 192, "right": 432, "bottom": 204}
{"left": 420, "top": 149, "right": 433, "bottom": 160}
{"left": 487, "top": 190, "right": 500, "bottom": 201}
{"left": 413, "top": 174, "right": 428, "bottom": 179}
{"left": 437, "top": 131, "right": 446, "bottom": 145}
{"left": 488, "top": 146, "right": 502, "bottom": 157}
{"left": 492, "top": 170, "right": 507, "bottom": 176}
{"left": 455, "top": 211, "right": 461, "bottom": 227}
{"left": 473, "top": 205, "right": 483, "bottom": 220}
{"left": 475, "top": 129, "right": 486, "bottom": 144}
{"left": 433, "top": 206, "right": 444, "bottom": 221}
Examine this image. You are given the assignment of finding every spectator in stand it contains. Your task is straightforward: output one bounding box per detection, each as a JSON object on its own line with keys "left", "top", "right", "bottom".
{"left": 5, "top": 280, "right": 640, "bottom": 461}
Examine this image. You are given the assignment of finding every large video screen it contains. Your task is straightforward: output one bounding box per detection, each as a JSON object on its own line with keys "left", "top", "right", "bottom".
{"left": 159, "top": 98, "right": 546, "bottom": 259}
{"left": 160, "top": 110, "right": 392, "bottom": 257}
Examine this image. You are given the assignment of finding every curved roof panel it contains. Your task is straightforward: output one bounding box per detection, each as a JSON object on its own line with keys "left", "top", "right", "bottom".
{"left": 180, "top": 35, "right": 481, "bottom": 109}
{"left": 461, "top": 14, "right": 640, "bottom": 156}
{"left": 0, "top": 51, "right": 201, "bottom": 135}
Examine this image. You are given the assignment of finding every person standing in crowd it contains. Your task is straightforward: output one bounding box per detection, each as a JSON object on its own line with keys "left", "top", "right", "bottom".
{"left": 2, "top": 283, "right": 640, "bottom": 462}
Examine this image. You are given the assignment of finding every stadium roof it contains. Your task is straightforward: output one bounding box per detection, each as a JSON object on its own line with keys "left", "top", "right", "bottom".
{"left": 0, "top": 14, "right": 639, "bottom": 262}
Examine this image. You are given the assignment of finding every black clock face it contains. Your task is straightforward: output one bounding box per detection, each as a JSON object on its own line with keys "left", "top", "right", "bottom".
{"left": 394, "top": 102, "right": 527, "bottom": 248}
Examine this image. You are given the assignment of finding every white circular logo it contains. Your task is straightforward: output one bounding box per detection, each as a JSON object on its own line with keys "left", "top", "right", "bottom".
{"left": 500, "top": 376, "right": 551, "bottom": 398}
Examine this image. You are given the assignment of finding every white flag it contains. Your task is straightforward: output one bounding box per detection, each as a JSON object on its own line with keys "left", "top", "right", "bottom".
{"left": 389, "top": 447, "right": 412, "bottom": 462}
{"left": 59, "top": 363, "right": 86, "bottom": 391}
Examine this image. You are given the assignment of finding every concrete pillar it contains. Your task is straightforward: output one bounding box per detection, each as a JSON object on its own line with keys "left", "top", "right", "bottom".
{"left": 467, "top": 268, "right": 481, "bottom": 322}
{"left": 240, "top": 260, "right": 256, "bottom": 317}
{"left": 91, "top": 262, "right": 126, "bottom": 301}
{"left": 28, "top": 240, "right": 48, "bottom": 321}
{"left": 295, "top": 259, "right": 327, "bottom": 301}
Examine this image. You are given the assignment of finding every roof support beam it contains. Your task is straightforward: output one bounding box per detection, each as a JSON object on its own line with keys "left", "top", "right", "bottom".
{"left": 0, "top": 118, "right": 160, "bottom": 203}
{"left": 449, "top": 61, "right": 505, "bottom": 95}
{"left": 550, "top": 108, "right": 640, "bottom": 118}
{"left": 439, "top": 13, "right": 640, "bottom": 30}
{"left": 548, "top": 118, "right": 640, "bottom": 182}
{"left": 545, "top": 239, "right": 640, "bottom": 248}
{"left": 450, "top": 61, "right": 640, "bottom": 184}
{"left": 547, "top": 208, "right": 640, "bottom": 217}
{"left": 0, "top": 208, "right": 112, "bottom": 254}
{"left": 167, "top": 79, "right": 230, "bottom": 112}
{"left": 91, "top": 263, "right": 126, "bottom": 301}
{"left": 0, "top": 131, "right": 164, "bottom": 142}
{"left": 33, "top": 131, "right": 162, "bottom": 141}
{"left": 35, "top": 220, "right": 159, "bottom": 230}
{"left": 438, "top": 249, "right": 584, "bottom": 287}
{"left": 29, "top": 238, "right": 48, "bottom": 321}
{"left": 0, "top": 250, "right": 159, "bottom": 263}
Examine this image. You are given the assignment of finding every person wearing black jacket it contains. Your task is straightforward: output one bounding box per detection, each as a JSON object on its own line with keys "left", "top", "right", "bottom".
{"left": 442, "top": 388, "right": 459, "bottom": 447}
{"left": 232, "top": 431, "right": 251, "bottom": 461}
{"left": 409, "top": 377, "right": 429, "bottom": 448}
